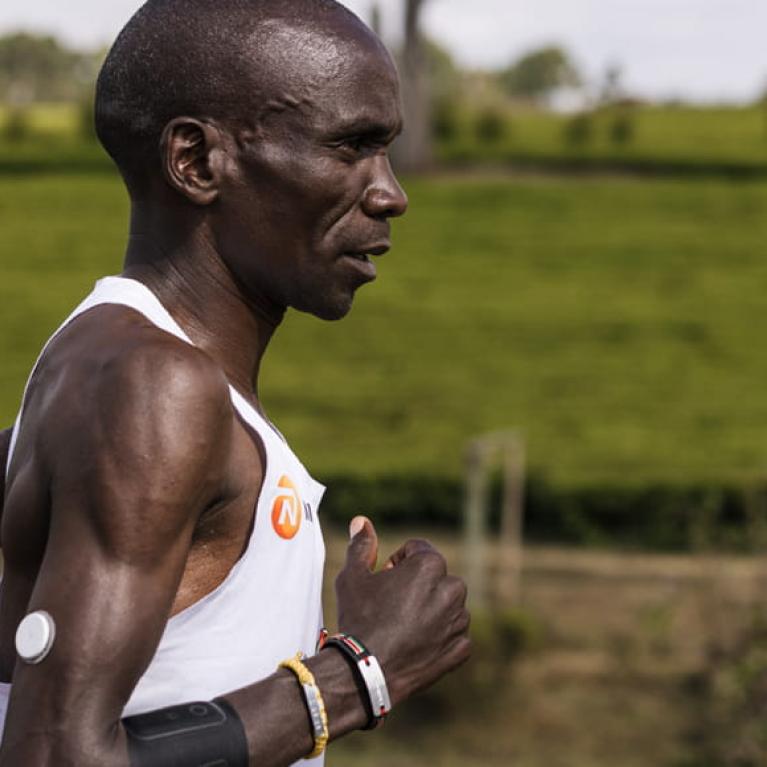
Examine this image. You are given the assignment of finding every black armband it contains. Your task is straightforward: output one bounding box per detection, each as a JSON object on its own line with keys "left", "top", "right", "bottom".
{"left": 123, "top": 698, "right": 249, "bottom": 767}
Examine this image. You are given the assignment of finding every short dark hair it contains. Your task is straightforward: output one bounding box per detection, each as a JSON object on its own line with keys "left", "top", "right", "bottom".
{"left": 95, "top": 0, "right": 354, "bottom": 196}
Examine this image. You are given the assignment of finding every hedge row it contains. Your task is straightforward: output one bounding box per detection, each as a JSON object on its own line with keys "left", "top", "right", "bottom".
{"left": 2, "top": 144, "right": 767, "bottom": 181}
{"left": 317, "top": 473, "right": 767, "bottom": 552}
{"left": 437, "top": 150, "right": 767, "bottom": 180}
{"left": 0, "top": 146, "right": 114, "bottom": 175}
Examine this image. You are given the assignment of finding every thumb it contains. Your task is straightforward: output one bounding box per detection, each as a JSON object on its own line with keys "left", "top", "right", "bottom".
{"left": 345, "top": 515, "right": 379, "bottom": 572}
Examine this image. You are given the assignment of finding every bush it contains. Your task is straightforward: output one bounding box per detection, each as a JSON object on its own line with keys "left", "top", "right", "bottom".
{"left": 318, "top": 472, "right": 767, "bottom": 552}
{"left": 609, "top": 112, "right": 636, "bottom": 146}
{"left": 431, "top": 97, "right": 460, "bottom": 142}
{"left": 78, "top": 97, "right": 97, "bottom": 143}
{"left": 3, "top": 107, "right": 32, "bottom": 142}
{"left": 474, "top": 107, "right": 508, "bottom": 144}
{"left": 564, "top": 112, "right": 594, "bottom": 148}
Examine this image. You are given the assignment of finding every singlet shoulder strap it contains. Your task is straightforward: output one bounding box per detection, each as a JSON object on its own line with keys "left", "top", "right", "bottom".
{"left": 7, "top": 276, "right": 194, "bottom": 476}
{"left": 91, "top": 276, "right": 196, "bottom": 345}
{"left": 6, "top": 276, "right": 282, "bottom": 477}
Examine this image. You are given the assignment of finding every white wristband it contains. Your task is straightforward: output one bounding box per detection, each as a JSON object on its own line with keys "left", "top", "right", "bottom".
{"left": 356, "top": 653, "right": 391, "bottom": 720}
{"left": 319, "top": 632, "right": 392, "bottom": 728}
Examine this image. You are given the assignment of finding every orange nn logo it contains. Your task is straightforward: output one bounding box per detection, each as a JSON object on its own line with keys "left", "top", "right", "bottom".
{"left": 271, "top": 475, "right": 302, "bottom": 539}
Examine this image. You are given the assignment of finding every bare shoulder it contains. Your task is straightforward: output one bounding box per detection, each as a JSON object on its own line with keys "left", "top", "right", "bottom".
{"left": 11, "top": 304, "right": 235, "bottom": 549}
{"left": 30, "top": 304, "right": 232, "bottom": 450}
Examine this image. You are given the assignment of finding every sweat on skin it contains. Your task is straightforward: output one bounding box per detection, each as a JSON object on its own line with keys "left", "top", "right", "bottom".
{"left": 0, "top": 2, "right": 470, "bottom": 766}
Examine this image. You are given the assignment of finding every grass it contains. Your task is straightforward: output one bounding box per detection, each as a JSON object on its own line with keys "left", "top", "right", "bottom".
{"left": 442, "top": 104, "right": 767, "bottom": 171}
{"left": 1, "top": 172, "right": 766, "bottom": 488}
{"left": 2, "top": 103, "right": 767, "bottom": 173}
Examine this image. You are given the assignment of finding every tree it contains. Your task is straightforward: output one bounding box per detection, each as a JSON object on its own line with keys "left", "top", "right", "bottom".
{"left": 0, "top": 32, "right": 101, "bottom": 104}
{"left": 599, "top": 63, "right": 624, "bottom": 105}
{"left": 394, "top": 0, "right": 433, "bottom": 171}
{"left": 500, "top": 46, "right": 580, "bottom": 105}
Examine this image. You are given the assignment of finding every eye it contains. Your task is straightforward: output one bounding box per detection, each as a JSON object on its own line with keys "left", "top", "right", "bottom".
{"left": 331, "top": 134, "right": 387, "bottom": 160}
{"left": 337, "top": 136, "right": 367, "bottom": 155}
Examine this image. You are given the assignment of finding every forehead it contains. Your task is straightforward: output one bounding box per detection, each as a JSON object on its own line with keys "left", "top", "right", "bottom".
{"left": 249, "top": 19, "right": 402, "bottom": 134}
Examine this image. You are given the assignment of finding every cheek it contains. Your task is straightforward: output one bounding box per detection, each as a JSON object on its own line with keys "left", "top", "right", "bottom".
{"left": 233, "top": 142, "right": 366, "bottom": 251}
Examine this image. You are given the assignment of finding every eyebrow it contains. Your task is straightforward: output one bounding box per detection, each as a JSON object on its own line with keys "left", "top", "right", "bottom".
{"left": 328, "top": 117, "right": 403, "bottom": 140}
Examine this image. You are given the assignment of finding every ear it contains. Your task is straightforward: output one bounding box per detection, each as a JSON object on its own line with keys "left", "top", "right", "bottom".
{"left": 160, "top": 117, "right": 225, "bottom": 206}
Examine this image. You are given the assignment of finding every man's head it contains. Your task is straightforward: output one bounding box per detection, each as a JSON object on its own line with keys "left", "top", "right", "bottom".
{"left": 97, "top": 0, "right": 408, "bottom": 320}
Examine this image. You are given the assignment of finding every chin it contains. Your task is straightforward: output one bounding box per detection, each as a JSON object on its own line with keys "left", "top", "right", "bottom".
{"left": 293, "top": 291, "right": 355, "bottom": 322}
{"left": 293, "top": 297, "right": 353, "bottom": 322}
{"left": 309, "top": 300, "right": 354, "bottom": 322}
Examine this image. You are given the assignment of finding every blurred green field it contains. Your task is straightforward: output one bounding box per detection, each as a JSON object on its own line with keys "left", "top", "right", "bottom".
{"left": 1, "top": 171, "right": 765, "bottom": 488}
{"left": 2, "top": 103, "right": 767, "bottom": 172}
{"left": 442, "top": 104, "right": 767, "bottom": 170}
{"left": 0, "top": 103, "right": 78, "bottom": 135}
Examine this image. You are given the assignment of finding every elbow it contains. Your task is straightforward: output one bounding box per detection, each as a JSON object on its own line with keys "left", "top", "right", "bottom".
{"left": 0, "top": 728, "right": 128, "bottom": 767}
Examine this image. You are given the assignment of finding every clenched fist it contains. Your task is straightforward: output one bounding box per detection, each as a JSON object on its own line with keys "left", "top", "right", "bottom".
{"left": 335, "top": 516, "right": 471, "bottom": 706}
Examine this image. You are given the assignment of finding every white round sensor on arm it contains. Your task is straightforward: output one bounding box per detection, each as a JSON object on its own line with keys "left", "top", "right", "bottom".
{"left": 15, "top": 611, "right": 56, "bottom": 664}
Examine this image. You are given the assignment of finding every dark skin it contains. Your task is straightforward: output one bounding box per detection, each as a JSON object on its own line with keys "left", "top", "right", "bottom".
{"left": 0, "top": 428, "right": 9, "bottom": 527}
{"left": 0, "top": 13, "right": 470, "bottom": 767}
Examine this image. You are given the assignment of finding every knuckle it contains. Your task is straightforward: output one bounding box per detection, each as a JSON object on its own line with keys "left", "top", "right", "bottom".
{"left": 418, "top": 550, "right": 447, "bottom": 574}
{"left": 439, "top": 576, "right": 467, "bottom": 608}
{"left": 406, "top": 538, "right": 434, "bottom": 555}
{"left": 448, "top": 575, "right": 468, "bottom": 601}
{"left": 456, "top": 608, "right": 471, "bottom": 635}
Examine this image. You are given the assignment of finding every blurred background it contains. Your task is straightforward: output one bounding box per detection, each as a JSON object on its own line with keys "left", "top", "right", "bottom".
{"left": 1, "top": 1, "right": 767, "bottom": 764}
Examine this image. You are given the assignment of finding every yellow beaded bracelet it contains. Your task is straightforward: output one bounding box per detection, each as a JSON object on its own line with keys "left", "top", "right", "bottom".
{"left": 279, "top": 653, "right": 329, "bottom": 759}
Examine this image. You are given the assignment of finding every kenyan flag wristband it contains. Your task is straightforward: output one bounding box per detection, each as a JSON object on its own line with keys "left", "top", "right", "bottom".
{"left": 318, "top": 631, "right": 392, "bottom": 729}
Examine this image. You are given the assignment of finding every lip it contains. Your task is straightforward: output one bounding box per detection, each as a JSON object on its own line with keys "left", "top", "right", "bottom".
{"left": 339, "top": 252, "right": 378, "bottom": 281}
{"left": 338, "top": 242, "right": 390, "bottom": 282}
{"left": 340, "top": 241, "right": 391, "bottom": 258}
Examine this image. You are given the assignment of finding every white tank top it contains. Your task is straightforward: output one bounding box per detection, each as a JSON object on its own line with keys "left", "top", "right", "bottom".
{"left": 1, "top": 277, "right": 327, "bottom": 765}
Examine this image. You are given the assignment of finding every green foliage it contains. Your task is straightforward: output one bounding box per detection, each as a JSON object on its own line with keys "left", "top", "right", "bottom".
{"left": 500, "top": 45, "right": 580, "bottom": 103}
{"left": 564, "top": 112, "right": 594, "bottom": 147}
{"left": 2, "top": 106, "right": 32, "bottom": 142}
{"left": 424, "top": 38, "right": 461, "bottom": 104}
{"left": 474, "top": 107, "right": 508, "bottom": 144}
{"left": 436, "top": 105, "right": 767, "bottom": 175}
{"left": 77, "top": 97, "right": 97, "bottom": 143}
{"left": 431, "top": 97, "right": 460, "bottom": 142}
{"left": 609, "top": 111, "right": 636, "bottom": 147}
{"left": 0, "top": 32, "right": 99, "bottom": 103}
{"left": 319, "top": 474, "right": 767, "bottom": 551}
{"left": 2, "top": 173, "right": 767, "bottom": 494}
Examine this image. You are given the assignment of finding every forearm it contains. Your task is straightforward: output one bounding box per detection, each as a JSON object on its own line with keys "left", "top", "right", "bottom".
{"left": 0, "top": 724, "right": 128, "bottom": 767}
{"left": 223, "top": 648, "right": 369, "bottom": 766}
{"left": 1, "top": 651, "right": 366, "bottom": 767}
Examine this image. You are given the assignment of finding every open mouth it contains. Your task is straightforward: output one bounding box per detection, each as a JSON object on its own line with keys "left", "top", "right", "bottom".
{"left": 344, "top": 252, "right": 372, "bottom": 262}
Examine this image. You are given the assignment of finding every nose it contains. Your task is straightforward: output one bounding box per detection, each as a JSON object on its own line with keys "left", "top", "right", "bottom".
{"left": 361, "top": 155, "right": 409, "bottom": 220}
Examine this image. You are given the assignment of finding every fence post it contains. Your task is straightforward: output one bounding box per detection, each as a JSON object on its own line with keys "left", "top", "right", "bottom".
{"left": 497, "top": 435, "right": 526, "bottom": 605}
{"left": 464, "top": 439, "right": 490, "bottom": 610}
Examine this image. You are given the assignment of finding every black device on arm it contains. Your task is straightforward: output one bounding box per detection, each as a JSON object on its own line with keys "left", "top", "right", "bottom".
{"left": 123, "top": 698, "right": 248, "bottom": 767}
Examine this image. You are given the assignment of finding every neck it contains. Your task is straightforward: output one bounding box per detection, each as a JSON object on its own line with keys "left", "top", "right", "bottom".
{"left": 122, "top": 201, "right": 284, "bottom": 402}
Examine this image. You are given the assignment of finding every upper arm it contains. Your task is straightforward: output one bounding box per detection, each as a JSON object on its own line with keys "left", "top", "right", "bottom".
{"left": 0, "top": 427, "right": 12, "bottom": 531}
{"left": 0, "top": 342, "right": 233, "bottom": 765}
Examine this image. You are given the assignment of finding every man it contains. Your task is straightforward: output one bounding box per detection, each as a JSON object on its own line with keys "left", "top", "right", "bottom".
{"left": 0, "top": 1, "right": 470, "bottom": 765}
